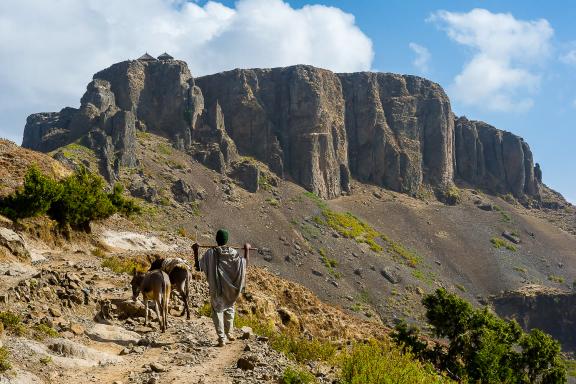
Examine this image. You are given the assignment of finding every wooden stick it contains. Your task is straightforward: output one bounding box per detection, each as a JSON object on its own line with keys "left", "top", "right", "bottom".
{"left": 195, "top": 244, "right": 259, "bottom": 250}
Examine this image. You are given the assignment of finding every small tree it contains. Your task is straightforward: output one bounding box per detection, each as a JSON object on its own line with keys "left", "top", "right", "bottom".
{"left": 0, "top": 166, "right": 62, "bottom": 220}
{"left": 49, "top": 166, "right": 115, "bottom": 230}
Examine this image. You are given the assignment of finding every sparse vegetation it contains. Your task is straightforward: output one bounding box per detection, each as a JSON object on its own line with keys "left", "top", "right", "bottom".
{"left": 340, "top": 340, "right": 450, "bottom": 384}
{"left": 266, "top": 197, "right": 280, "bottom": 207}
{"left": 441, "top": 185, "right": 461, "bottom": 206}
{"left": 101, "top": 255, "right": 148, "bottom": 275}
{"left": 32, "top": 323, "right": 59, "bottom": 340}
{"left": 0, "top": 166, "right": 140, "bottom": 230}
{"left": 493, "top": 205, "right": 512, "bottom": 223}
{"left": 281, "top": 366, "right": 316, "bottom": 384}
{"left": 548, "top": 275, "right": 565, "bottom": 284}
{"left": 258, "top": 174, "right": 274, "bottom": 192}
{"left": 157, "top": 142, "right": 173, "bottom": 156}
{"left": 304, "top": 192, "right": 422, "bottom": 267}
{"left": 198, "top": 301, "right": 212, "bottom": 317}
{"left": 319, "top": 249, "right": 341, "bottom": 278}
{"left": 491, "top": 237, "right": 517, "bottom": 251}
{"left": 40, "top": 356, "right": 52, "bottom": 365}
{"left": 0, "top": 311, "right": 26, "bottom": 336}
{"left": 0, "top": 347, "right": 11, "bottom": 372}
{"left": 234, "top": 314, "right": 338, "bottom": 363}
{"left": 513, "top": 266, "right": 528, "bottom": 274}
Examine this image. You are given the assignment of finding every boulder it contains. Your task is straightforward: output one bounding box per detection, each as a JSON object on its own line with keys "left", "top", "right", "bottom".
{"left": 85, "top": 324, "right": 141, "bottom": 346}
{"left": 380, "top": 267, "right": 400, "bottom": 284}
{"left": 0, "top": 227, "right": 30, "bottom": 260}
{"left": 229, "top": 161, "right": 259, "bottom": 193}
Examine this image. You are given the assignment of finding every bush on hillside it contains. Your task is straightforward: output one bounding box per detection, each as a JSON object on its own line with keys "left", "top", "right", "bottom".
{"left": 0, "top": 166, "right": 62, "bottom": 219}
{"left": 392, "top": 288, "right": 567, "bottom": 383}
{"left": 0, "top": 166, "right": 139, "bottom": 230}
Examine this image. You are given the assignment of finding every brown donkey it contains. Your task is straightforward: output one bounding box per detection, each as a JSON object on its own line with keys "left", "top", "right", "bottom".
{"left": 131, "top": 269, "right": 171, "bottom": 332}
{"left": 149, "top": 257, "right": 191, "bottom": 319}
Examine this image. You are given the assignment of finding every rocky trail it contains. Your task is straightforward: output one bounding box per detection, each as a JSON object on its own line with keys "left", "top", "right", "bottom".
{"left": 0, "top": 228, "right": 300, "bottom": 384}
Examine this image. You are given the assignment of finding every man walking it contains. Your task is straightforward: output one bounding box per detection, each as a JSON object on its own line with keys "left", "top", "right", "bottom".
{"left": 193, "top": 229, "right": 250, "bottom": 347}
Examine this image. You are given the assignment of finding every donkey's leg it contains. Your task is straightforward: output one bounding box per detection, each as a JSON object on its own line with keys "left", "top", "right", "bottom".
{"left": 154, "top": 297, "right": 163, "bottom": 331}
{"left": 144, "top": 299, "right": 149, "bottom": 326}
{"left": 164, "top": 285, "right": 170, "bottom": 330}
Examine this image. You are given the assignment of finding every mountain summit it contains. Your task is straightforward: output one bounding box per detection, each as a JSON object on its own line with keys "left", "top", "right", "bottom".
{"left": 23, "top": 57, "right": 543, "bottom": 203}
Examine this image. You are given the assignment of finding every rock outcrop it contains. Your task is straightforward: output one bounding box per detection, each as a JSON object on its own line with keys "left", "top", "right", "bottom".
{"left": 454, "top": 117, "right": 539, "bottom": 198}
{"left": 22, "top": 58, "right": 544, "bottom": 200}
{"left": 338, "top": 72, "right": 454, "bottom": 195}
{"left": 196, "top": 66, "right": 350, "bottom": 198}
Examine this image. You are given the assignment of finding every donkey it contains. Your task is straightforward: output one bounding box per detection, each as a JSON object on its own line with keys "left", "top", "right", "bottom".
{"left": 131, "top": 269, "right": 171, "bottom": 332}
{"left": 149, "top": 257, "right": 191, "bottom": 320}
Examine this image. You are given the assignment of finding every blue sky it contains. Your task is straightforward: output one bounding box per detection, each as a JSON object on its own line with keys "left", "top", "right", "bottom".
{"left": 0, "top": 0, "right": 573, "bottom": 202}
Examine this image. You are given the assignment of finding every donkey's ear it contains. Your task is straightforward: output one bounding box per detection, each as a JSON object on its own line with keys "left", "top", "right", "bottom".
{"left": 132, "top": 266, "right": 137, "bottom": 276}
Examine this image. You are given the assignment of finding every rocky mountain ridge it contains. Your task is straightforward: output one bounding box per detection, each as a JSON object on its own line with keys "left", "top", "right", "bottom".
{"left": 23, "top": 58, "right": 543, "bottom": 203}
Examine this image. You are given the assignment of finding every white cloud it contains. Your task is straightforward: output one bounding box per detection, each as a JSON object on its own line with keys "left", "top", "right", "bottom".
{"left": 560, "top": 48, "right": 576, "bottom": 65}
{"left": 408, "top": 42, "right": 430, "bottom": 73}
{"left": 429, "top": 8, "right": 553, "bottom": 112}
{"left": 0, "top": 0, "right": 373, "bottom": 142}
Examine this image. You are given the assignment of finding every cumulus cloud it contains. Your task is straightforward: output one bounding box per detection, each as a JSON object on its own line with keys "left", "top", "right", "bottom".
{"left": 0, "top": 0, "right": 373, "bottom": 142}
{"left": 429, "top": 8, "right": 553, "bottom": 112}
{"left": 408, "top": 42, "right": 430, "bottom": 73}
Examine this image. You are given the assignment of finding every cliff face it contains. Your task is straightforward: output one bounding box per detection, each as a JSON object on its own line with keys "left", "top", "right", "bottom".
{"left": 22, "top": 59, "right": 543, "bottom": 200}
{"left": 454, "top": 117, "right": 539, "bottom": 197}
{"left": 196, "top": 66, "right": 349, "bottom": 199}
{"left": 338, "top": 72, "right": 454, "bottom": 195}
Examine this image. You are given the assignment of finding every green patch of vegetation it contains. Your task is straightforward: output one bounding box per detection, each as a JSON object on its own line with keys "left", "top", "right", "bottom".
{"left": 0, "top": 166, "right": 140, "bottom": 230}
{"left": 493, "top": 205, "right": 512, "bottom": 223}
{"left": 136, "top": 130, "right": 151, "bottom": 140}
{"left": 340, "top": 340, "right": 450, "bottom": 384}
{"left": 441, "top": 185, "right": 462, "bottom": 206}
{"left": 381, "top": 234, "right": 422, "bottom": 267}
{"left": 490, "top": 237, "right": 517, "bottom": 251}
{"left": 0, "top": 347, "right": 11, "bottom": 372}
{"left": 266, "top": 197, "right": 279, "bottom": 207}
{"left": 177, "top": 227, "right": 186, "bottom": 237}
{"left": 566, "top": 359, "right": 576, "bottom": 377}
{"left": 455, "top": 284, "right": 466, "bottom": 292}
{"left": 0, "top": 311, "right": 26, "bottom": 336}
{"left": 548, "top": 275, "right": 565, "bottom": 284}
{"left": 157, "top": 143, "right": 173, "bottom": 156}
{"left": 235, "top": 314, "right": 338, "bottom": 364}
{"left": 39, "top": 356, "right": 52, "bottom": 365}
{"left": 258, "top": 175, "right": 274, "bottom": 192}
{"left": 158, "top": 196, "right": 171, "bottom": 206}
{"left": 32, "top": 324, "right": 59, "bottom": 340}
{"left": 319, "top": 249, "right": 341, "bottom": 278}
{"left": 101, "top": 255, "right": 148, "bottom": 275}
{"left": 513, "top": 266, "right": 527, "bottom": 274}
{"left": 411, "top": 269, "right": 435, "bottom": 285}
{"left": 500, "top": 193, "right": 516, "bottom": 205}
{"left": 392, "top": 288, "right": 566, "bottom": 384}
{"left": 280, "top": 366, "right": 317, "bottom": 384}
{"left": 298, "top": 222, "right": 321, "bottom": 241}
{"left": 304, "top": 192, "right": 422, "bottom": 266}
{"left": 197, "top": 301, "right": 212, "bottom": 317}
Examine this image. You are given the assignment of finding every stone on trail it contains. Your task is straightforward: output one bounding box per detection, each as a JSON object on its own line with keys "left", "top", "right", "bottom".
{"left": 0, "top": 227, "right": 30, "bottom": 260}
{"left": 85, "top": 324, "right": 141, "bottom": 346}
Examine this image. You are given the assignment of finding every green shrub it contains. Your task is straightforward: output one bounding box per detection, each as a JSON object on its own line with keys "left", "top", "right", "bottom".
{"left": 107, "top": 184, "right": 140, "bottom": 216}
{"left": 0, "top": 166, "right": 139, "bottom": 230}
{"left": 49, "top": 166, "right": 116, "bottom": 229}
{"left": 441, "top": 186, "right": 461, "bottom": 206}
{"left": 491, "top": 237, "right": 517, "bottom": 251}
{"left": 340, "top": 340, "right": 450, "bottom": 384}
{"left": 0, "top": 311, "right": 26, "bottom": 336}
{"left": 234, "top": 314, "right": 337, "bottom": 363}
{"left": 548, "top": 275, "right": 565, "bottom": 284}
{"left": 0, "top": 166, "right": 62, "bottom": 219}
{"left": 101, "top": 255, "right": 148, "bottom": 275}
{"left": 415, "top": 288, "right": 567, "bottom": 383}
{"left": 281, "top": 366, "right": 316, "bottom": 384}
{"left": 32, "top": 323, "right": 59, "bottom": 340}
{"left": 0, "top": 347, "right": 11, "bottom": 372}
